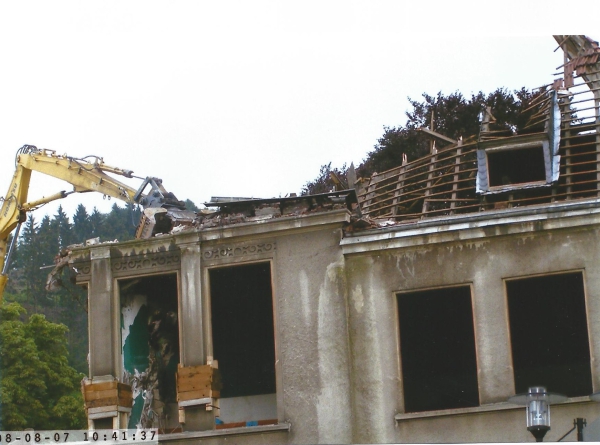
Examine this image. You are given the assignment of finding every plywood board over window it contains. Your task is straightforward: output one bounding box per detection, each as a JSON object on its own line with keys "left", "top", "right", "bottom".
{"left": 506, "top": 272, "right": 592, "bottom": 397}
{"left": 397, "top": 285, "right": 479, "bottom": 413}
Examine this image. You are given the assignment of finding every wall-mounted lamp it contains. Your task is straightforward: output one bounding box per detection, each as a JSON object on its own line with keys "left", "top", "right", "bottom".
{"left": 508, "top": 386, "right": 567, "bottom": 442}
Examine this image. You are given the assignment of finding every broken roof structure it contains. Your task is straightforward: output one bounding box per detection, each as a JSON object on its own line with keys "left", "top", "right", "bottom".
{"left": 356, "top": 35, "right": 600, "bottom": 227}
{"left": 73, "top": 35, "right": 600, "bottom": 443}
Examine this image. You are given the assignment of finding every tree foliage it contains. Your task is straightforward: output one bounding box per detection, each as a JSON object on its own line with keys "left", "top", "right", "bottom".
{"left": 0, "top": 302, "right": 86, "bottom": 430}
{"left": 360, "top": 88, "right": 537, "bottom": 177}
{"left": 3, "top": 197, "right": 201, "bottom": 378}
{"left": 0, "top": 184, "right": 202, "bottom": 427}
{"left": 301, "top": 163, "right": 348, "bottom": 196}
{"left": 302, "top": 87, "right": 539, "bottom": 192}
{"left": 4, "top": 202, "right": 148, "bottom": 376}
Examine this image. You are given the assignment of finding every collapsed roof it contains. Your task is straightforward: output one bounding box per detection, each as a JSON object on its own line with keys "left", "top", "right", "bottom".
{"left": 354, "top": 35, "right": 600, "bottom": 227}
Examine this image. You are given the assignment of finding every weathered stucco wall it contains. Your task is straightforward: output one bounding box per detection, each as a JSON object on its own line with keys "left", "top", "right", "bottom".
{"left": 343, "top": 207, "right": 600, "bottom": 443}
{"left": 79, "top": 204, "right": 600, "bottom": 443}
{"left": 275, "top": 227, "right": 352, "bottom": 444}
{"left": 80, "top": 210, "right": 353, "bottom": 443}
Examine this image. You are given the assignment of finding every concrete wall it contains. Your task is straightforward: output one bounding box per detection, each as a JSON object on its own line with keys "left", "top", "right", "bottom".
{"left": 78, "top": 203, "right": 600, "bottom": 443}
{"left": 342, "top": 203, "right": 600, "bottom": 443}
{"left": 79, "top": 210, "right": 353, "bottom": 443}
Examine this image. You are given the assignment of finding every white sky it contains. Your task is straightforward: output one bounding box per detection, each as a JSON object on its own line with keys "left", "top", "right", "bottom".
{"left": 0, "top": 1, "right": 595, "bottom": 220}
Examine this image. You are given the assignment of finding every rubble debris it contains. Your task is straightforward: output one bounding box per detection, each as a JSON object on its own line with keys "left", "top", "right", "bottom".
{"left": 202, "top": 189, "right": 358, "bottom": 228}
{"left": 45, "top": 244, "right": 83, "bottom": 292}
{"left": 120, "top": 274, "right": 179, "bottom": 429}
{"left": 136, "top": 208, "right": 197, "bottom": 239}
{"left": 45, "top": 191, "right": 359, "bottom": 296}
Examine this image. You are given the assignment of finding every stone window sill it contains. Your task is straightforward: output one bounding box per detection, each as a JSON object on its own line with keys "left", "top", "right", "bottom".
{"left": 395, "top": 396, "right": 591, "bottom": 422}
{"left": 159, "top": 423, "right": 290, "bottom": 442}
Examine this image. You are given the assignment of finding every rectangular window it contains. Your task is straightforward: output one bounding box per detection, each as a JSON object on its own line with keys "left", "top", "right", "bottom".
{"left": 487, "top": 145, "right": 546, "bottom": 187}
{"left": 209, "top": 262, "right": 277, "bottom": 426}
{"left": 506, "top": 272, "right": 592, "bottom": 397}
{"left": 119, "top": 273, "right": 180, "bottom": 430}
{"left": 476, "top": 130, "right": 560, "bottom": 194}
{"left": 397, "top": 286, "right": 479, "bottom": 412}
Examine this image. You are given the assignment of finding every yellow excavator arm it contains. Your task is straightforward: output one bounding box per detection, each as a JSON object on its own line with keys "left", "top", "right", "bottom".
{"left": 0, "top": 145, "right": 188, "bottom": 302}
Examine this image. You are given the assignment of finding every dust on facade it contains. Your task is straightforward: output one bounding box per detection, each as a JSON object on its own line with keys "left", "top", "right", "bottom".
{"left": 65, "top": 35, "right": 600, "bottom": 443}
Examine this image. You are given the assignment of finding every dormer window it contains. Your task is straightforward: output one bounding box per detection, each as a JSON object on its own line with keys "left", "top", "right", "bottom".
{"left": 476, "top": 91, "right": 561, "bottom": 195}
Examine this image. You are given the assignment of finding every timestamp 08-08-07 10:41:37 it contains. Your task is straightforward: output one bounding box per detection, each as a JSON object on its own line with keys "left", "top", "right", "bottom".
{"left": 0, "top": 430, "right": 158, "bottom": 444}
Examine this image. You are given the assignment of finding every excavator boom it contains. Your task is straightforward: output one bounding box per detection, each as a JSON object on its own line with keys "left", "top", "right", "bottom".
{"left": 0, "top": 145, "right": 192, "bottom": 302}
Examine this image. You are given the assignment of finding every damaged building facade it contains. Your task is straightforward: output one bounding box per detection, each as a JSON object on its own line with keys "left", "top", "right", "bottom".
{"left": 73, "top": 35, "right": 600, "bottom": 443}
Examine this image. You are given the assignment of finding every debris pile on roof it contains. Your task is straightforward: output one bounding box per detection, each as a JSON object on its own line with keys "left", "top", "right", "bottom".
{"left": 197, "top": 190, "right": 357, "bottom": 229}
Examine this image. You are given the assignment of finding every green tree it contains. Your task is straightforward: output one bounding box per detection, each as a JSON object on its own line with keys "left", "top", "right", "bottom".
{"left": 102, "top": 203, "right": 139, "bottom": 242}
{"left": 0, "top": 302, "right": 86, "bottom": 430}
{"left": 89, "top": 207, "right": 104, "bottom": 239}
{"left": 52, "top": 205, "right": 73, "bottom": 250}
{"left": 359, "top": 88, "right": 539, "bottom": 177}
{"left": 302, "top": 162, "right": 348, "bottom": 196}
{"left": 30, "top": 216, "right": 58, "bottom": 309}
{"left": 184, "top": 199, "right": 200, "bottom": 212}
{"left": 303, "top": 87, "right": 541, "bottom": 193}
{"left": 72, "top": 204, "right": 92, "bottom": 245}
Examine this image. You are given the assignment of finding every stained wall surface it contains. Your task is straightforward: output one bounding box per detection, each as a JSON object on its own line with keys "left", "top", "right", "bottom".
{"left": 79, "top": 210, "right": 353, "bottom": 443}
{"left": 78, "top": 203, "right": 600, "bottom": 443}
{"left": 342, "top": 203, "right": 600, "bottom": 443}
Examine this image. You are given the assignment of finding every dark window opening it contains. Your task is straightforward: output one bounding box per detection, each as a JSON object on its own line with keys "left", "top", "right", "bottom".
{"left": 507, "top": 272, "right": 592, "bottom": 397}
{"left": 397, "top": 286, "right": 479, "bottom": 413}
{"left": 209, "top": 262, "right": 276, "bottom": 399}
{"left": 488, "top": 146, "right": 546, "bottom": 187}
{"left": 119, "top": 273, "right": 179, "bottom": 429}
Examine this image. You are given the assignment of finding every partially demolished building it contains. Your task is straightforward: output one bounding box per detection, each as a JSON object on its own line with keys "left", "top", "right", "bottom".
{"left": 74, "top": 35, "right": 600, "bottom": 443}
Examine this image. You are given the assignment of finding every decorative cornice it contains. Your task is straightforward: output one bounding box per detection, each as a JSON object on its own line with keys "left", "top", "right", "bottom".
{"left": 72, "top": 258, "right": 91, "bottom": 281}
{"left": 112, "top": 252, "right": 181, "bottom": 275}
{"left": 202, "top": 242, "right": 276, "bottom": 261}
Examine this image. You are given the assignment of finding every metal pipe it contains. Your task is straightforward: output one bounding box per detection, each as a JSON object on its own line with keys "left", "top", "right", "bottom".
{"left": 2, "top": 223, "right": 22, "bottom": 275}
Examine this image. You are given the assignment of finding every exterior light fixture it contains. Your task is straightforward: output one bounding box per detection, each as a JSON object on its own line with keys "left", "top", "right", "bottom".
{"left": 508, "top": 386, "right": 567, "bottom": 442}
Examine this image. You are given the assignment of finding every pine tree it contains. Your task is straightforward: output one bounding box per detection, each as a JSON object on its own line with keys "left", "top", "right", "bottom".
{"left": 72, "top": 204, "right": 92, "bottom": 245}
{"left": 52, "top": 205, "right": 73, "bottom": 250}
{"left": 102, "top": 203, "right": 138, "bottom": 242}
{"left": 185, "top": 199, "right": 200, "bottom": 211}
{"left": 89, "top": 207, "right": 104, "bottom": 239}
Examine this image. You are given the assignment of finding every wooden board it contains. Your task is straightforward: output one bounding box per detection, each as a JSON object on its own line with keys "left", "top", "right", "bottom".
{"left": 83, "top": 380, "right": 131, "bottom": 391}
{"left": 177, "top": 365, "right": 213, "bottom": 378}
{"left": 176, "top": 364, "right": 222, "bottom": 400}
{"left": 83, "top": 381, "right": 131, "bottom": 393}
{"left": 84, "top": 388, "right": 133, "bottom": 402}
{"left": 178, "top": 397, "right": 212, "bottom": 408}
{"left": 85, "top": 389, "right": 119, "bottom": 401}
{"left": 86, "top": 397, "right": 133, "bottom": 409}
{"left": 177, "top": 379, "right": 211, "bottom": 393}
{"left": 83, "top": 381, "right": 133, "bottom": 409}
{"left": 176, "top": 363, "right": 222, "bottom": 404}
{"left": 177, "top": 389, "right": 220, "bottom": 402}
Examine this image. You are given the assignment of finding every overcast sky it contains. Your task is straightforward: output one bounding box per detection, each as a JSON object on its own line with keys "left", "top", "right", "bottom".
{"left": 0, "top": 1, "right": 595, "bottom": 221}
